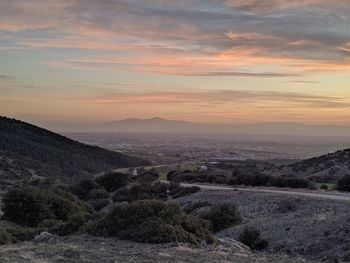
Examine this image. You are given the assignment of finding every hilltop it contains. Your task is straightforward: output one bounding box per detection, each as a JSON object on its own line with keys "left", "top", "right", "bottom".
{"left": 0, "top": 116, "right": 149, "bottom": 186}
{"left": 273, "top": 148, "right": 350, "bottom": 182}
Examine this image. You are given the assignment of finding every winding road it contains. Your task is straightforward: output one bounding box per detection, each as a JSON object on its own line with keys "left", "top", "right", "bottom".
{"left": 169, "top": 181, "right": 350, "bottom": 202}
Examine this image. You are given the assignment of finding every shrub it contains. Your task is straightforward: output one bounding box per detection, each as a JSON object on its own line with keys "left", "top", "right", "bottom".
{"left": 228, "top": 174, "right": 311, "bottom": 189}
{"left": 0, "top": 229, "right": 16, "bottom": 245}
{"left": 337, "top": 175, "right": 350, "bottom": 192}
{"left": 208, "top": 175, "right": 227, "bottom": 184}
{"left": 169, "top": 184, "right": 201, "bottom": 199}
{"left": 229, "top": 173, "right": 271, "bottom": 187}
{"left": 95, "top": 172, "right": 129, "bottom": 192}
{"left": 270, "top": 177, "right": 311, "bottom": 189}
{"left": 112, "top": 184, "right": 153, "bottom": 203}
{"left": 2, "top": 186, "right": 91, "bottom": 227}
{"left": 238, "top": 226, "right": 268, "bottom": 250}
{"left": 201, "top": 203, "right": 242, "bottom": 232}
{"left": 85, "top": 200, "right": 214, "bottom": 244}
{"left": 167, "top": 171, "right": 208, "bottom": 183}
{"left": 320, "top": 184, "right": 329, "bottom": 190}
{"left": 166, "top": 170, "right": 178, "bottom": 181}
{"left": 138, "top": 170, "right": 159, "bottom": 185}
{"left": 72, "top": 179, "right": 100, "bottom": 199}
{"left": 85, "top": 188, "right": 109, "bottom": 200}
{"left": 87, "top": 199, "right": 110, "bottom": 211}
{"left": 0, "top": 224, "right": 40, "bottom": 244}
{"left": 184, "top": 201, "right": 212, "bottom": 214}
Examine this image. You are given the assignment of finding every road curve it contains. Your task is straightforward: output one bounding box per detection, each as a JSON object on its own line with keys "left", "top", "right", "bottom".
{"left": 167, "top": 181, "right": 350, "bottom": 202}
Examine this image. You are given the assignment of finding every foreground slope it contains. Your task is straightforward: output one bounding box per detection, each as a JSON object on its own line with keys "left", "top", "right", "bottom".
{"left": 273, "top": 149, "right": 350, "bottom": 182}
{"left": 0, "top": 116, "right": 149, "bottom": 185}
{"left": 0, "top": 235, "right": 311, "bottom": 263}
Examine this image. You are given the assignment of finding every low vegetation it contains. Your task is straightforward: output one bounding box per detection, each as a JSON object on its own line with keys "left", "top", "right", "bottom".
{"left": 2, "top": 186, "right": 91, "bottom": 228}
{"left": 95, "top": 172, "right": 129, "bottom": 192}
{"left": 201, "top": 203, "right": 242, "bottom": 232}
{"left": 84, "top": 200, "right": 214, "bottom": 244}
{"left": 168, "top": 169, "right": 313, "bottom": 189}
{"left": 336, "top": 175, "right": 350, "bottom": 192}
{"left": 238, "top": 226, "right": 268, "bottom": 251}
{"left": 112, "top": 181, "right": 200, "bottom": 203}
{"left": 0, "top": 224, "right": 39, "bottom": 245}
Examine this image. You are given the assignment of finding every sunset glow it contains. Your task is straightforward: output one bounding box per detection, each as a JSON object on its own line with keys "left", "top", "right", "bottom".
{"left": 1, "top": 0, "right": 350, "bottom": 127}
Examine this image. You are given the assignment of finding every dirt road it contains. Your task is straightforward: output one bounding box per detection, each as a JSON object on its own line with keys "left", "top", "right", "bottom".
{"left": 172, "top": 181, "right": 350, "bottom": 201}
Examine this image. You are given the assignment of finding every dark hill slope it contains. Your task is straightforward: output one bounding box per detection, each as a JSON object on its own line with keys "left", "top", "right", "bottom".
{"left": 273, "top": 149, "right": 350, "bottom": 182}
{"left": 0, "top": 116, "right": 149, "bottom": 186}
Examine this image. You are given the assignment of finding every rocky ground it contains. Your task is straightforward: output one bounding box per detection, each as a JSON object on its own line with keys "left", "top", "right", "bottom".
{"left": 1, "top": 188, "right": 349, "bottom": 262}
{"left": 0, "top": 235, "right": 311, "bottom": 263}
{"left": 175, "top": 189, "right": 350, "bottom": 262}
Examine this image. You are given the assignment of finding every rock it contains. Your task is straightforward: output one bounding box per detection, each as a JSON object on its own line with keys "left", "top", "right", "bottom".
{"left": 33, "top": 231, "right": 56, "bottom": 243}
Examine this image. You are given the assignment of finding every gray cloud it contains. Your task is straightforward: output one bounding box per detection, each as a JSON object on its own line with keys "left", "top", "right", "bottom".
{"left": 1, "top": 0, "right": 349, "bottom": 75}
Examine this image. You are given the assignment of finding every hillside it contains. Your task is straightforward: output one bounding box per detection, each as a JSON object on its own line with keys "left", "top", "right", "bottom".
{"left": 273, "top": 149, "right": 350, "bottom": 182}
{"left": 0, "top": 116, "right": 150, "bottom": 186}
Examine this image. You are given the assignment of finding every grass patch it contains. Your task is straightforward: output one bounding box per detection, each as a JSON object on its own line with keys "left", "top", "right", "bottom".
{"left": 315, "top": 183, "right": 336, "bottom": 190}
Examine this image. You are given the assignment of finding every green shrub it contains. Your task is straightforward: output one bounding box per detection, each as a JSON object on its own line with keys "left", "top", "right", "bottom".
{"left": 167, "top": 171, "right": 208, "bottom": 183}
{"left": 112, "top": 184, "right": 153, "bottom": 203}
{"left": 85, "top": 200, "right": 214, "bottom": 244}
{"left": 270, "top": 177, "right": 311, "bottom": 189}
{"left": 201, "top": 203, "right": 242, "bottom": 232}
{"left": 184, "top": 201, "right": 212, "bottom": 214}
{"left": 208, "top": 175, "right": 227, "bottom": 184}
{"left": 85, "top": 188, "right": 109, "bottom": 200}
{"left": 0, "top": 229, "right": 16, "bottom": 245}
{"left": 337, "top": 175, "right": 350, "bottom": 192}
{"left": 95, "top": 172, "right": 129, "bottom": 192}
{"left": 238, "top": 226, "right": 268, "bottom": 250}
{"left": 228, "top": 174, "right": 311, "bottom": 189}
{"left": 0, "top": 224, "right": 40, "bottom": 244}
{"left": 2, "top": 186, "right": 91, "bottom": 227}
{"left": 138, "top": 170, "right": 159, "bottom": 185}
{"left": 320, "top": 184, "right": 329, "bottom": 190}
{"left": 87, "top": 199, "right": 110, "bottom": 211}
{"left": 169, "top": 184, "right": 200, "bottom": 199}
{"left": 228, "top": 173, "right": 271, "bottom": 186}
{"left": 72, "top": 179, "right": 100, "bottom": 199}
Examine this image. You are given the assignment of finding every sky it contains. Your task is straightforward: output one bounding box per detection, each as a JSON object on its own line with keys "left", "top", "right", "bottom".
{"left": 1, "top": 0, "right": 350, "bottom": 127}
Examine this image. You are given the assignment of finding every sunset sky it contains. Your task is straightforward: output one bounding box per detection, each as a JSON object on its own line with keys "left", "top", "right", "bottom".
{"left": 1, "top": 0, "right": 350, "bottom": 126}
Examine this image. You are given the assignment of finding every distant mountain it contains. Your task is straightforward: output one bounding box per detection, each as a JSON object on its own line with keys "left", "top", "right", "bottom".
{"left": 273, "top": 149, "right": 350, "bottom": 182}
{"left": 105, "top": 117, "right": 195, "bottom": 133}
{"left": 0, "top": 116, "right": 150, "bottom": 186}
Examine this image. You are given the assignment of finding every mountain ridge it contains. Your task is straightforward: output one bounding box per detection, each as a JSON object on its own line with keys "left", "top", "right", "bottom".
{"left": 0, "top": 116, "right": 150, "bottom": 186}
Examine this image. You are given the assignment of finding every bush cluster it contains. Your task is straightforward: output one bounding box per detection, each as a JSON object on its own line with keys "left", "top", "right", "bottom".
{"left": 183, "top": 201, "right": 212, "bottom": 214}
{"left": 201, "top": 203, "right": 242, "bottom": 232}
{"left": 137, "top": 170, "right": 159, "bottom": 185}
{"left": 228, "top": 173, "right": 312, "bottom": 189}
{"left": 85, "top": 199, "right": 214, "bottom": 244}
{"left": 167, "top": 170, "right": 229, "bottom": 185}
{"left": 2, "top": 186, "right": 91, "bottom": 229}
{"left": 238, "top": 226, "right": 268, "bottom": 250}
{"left": 0, "top": 225, "right": 39, "bottom": 245}
{"left": 336, "top": 175, "right": 350, "bottom": 192}
{"left": 72, "top": 179, "right": 111, "bottom": 211}
{"left": 113, "top": 182, "right": 200, "bottom": 203}
{"left": 95, "top": 172, "right": 129, "bottom": 192}
{"left": 168, "top": 169, "right": 312, "bottom": 190}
